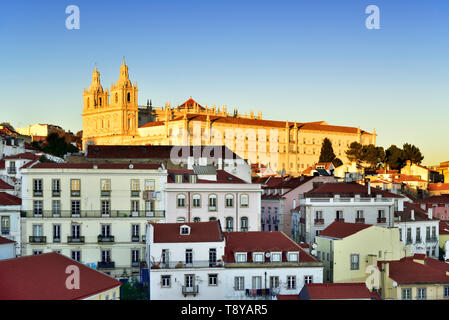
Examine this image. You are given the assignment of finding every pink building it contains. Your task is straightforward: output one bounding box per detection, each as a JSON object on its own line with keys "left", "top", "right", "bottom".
{"left": 418, "top": 195, "right": 449, "bottom": 220}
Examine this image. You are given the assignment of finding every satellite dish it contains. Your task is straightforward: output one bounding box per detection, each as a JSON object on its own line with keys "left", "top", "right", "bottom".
{"left": 265, "top": 252, "right": 271, "bottom": 258}
{"left": 129, "top": 164, "right": 134, "bottom": 169}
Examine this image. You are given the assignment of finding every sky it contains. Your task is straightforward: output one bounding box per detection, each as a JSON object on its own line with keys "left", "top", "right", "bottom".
{"left": 0, "top": 0, "right": 448, "bottom": 165}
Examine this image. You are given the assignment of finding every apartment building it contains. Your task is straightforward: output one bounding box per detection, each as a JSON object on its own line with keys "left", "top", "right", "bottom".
{"left": 20, "top": 162, "right": 167, "bottom": 277}
{"left": 296, "top": 182, "right": 405, "bottom": 245}
{"left": 166, "top": 167, "right": 261, "bottom": 231}
{"left": 0, "top": 188, "right": 21, "bottom": 256}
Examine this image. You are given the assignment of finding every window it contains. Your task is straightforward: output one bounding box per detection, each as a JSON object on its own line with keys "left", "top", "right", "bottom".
{"left": 225, "top": 217, "right": 234, "bottom": 232}
{"left": 189, "top": 175, "right": 197, "bottom": 184}
{"left": 315, "top": 211, "right": 323, "bottom": 220}
{"left": 225, "top": 194, "right": 234, "bottom": 208}
{"left": 304, "top": 275, "right": 313, "bottom": 284}
{"left": 336, "top": 210, "right": 343, "bottom": 220}
{"left": 101, "top": 249, "right": 111, "bottom": 263}
{"left": 350, "top": 254, "right": 360, "bottom": 270}
{"left": 161, "top": 275, "right": 171, "bottom": 288}
{"left": 177, "top": 194, "right": 186, "bottom": 208}
{"left": 240, "top": 194, "right": 249, "bottom": 208}
{"left": 33, "top": 250, "right": 43, "bottom": 255}
{"left": 417, "top": 288, "right": 426, "bottom": 300}
{"left": 144, "top": 180, "right": 155, "bottom": 191}
{"left": 132, "top": 249, "right": 140, "bottom": 263}
{"left": 235, "top": 253, "right": 247, "bottom": 263}
{"left": 131, "top": 224, "right": 140, "bottom": 241}
{"left": 288, "top": 252, "right": 299, "bottom": 262}
{"left": 253, "top": 253, "right": 264, "bottom": 262}
{"left": 33, "top": 179, "right": 43, "bottom": 196}
{"left": 444, "top": 286, "right": 449, "bottom": 298}
{"left": 71, "top": 200, "right": 80, "bottom": 216}
{"left": 175, "top": 175, "right": 183, "bottom": 184}
{"left": 131, "top": 179, "right": 140, "bottom": 196}
{"left": 33, "top": 200, "right": 43, "bottom": 216}
{"left": 1, "top": 216, "right": 10, "bottom": 235}
{"left": 252, "top": 276, "right": 262, "bottom": 290}
{"left": 234, "top": 277, "right": 245, "bottom": 291}
{"left": 72, "top": 224, "right": 81, "bottom": 239}
{"left": 101, "top": 179, "right": 111, "bottom": 196}
{"left": 72, "top": 250, "right": 81, "bottom": 262}
{"left": 185, "top": 249, "right": 193, "bottom": 264}
{"left": 356, "top": 210, "right": 364, "bottom": 219}
{"left": 131, "top": 200, "right": 139, "bottom": 215}
{"left": 71, "top": 179, "right": 80, "bottom": 197}
{"left": 208, "top": 194, "right": 217, "bottom": 211}
{"left": 270, "top": 276, "right": 280, "bottom": 289}
{"left": 271, "top": 252, "right": 281, "bottom": 262}
{"left": 52, "top": 200, "right": 61, "bottom": 216}
{"left": 208, "top": 274, "right": 218, "bottom": 286}
{"left": 192, "top": 217, "right": 200, "bottom": 223}
{"left": 181, "top": 226, "right": 190, "bottom": 234}
{"left": 101, "top": 200, "right": 111, "bottom": 216}
{"left": 240, "top": 217, "right": 248, "bottom": 232}
{"left": 192, "top": 194, "right": 201, "bottom": 208}
{"left": 177, "top": 217, "right": 186, "bottom": 223}
{"left": 52, "top": 179, "right": 60, "bottom": 196}
{"left": 287, "top": 276, "right": 296, "bottom": 290}
{"left": 53, "top": 224, "right": 61, "bottom": 242}
{"left": 209, "top": 217, "right": 217, "bottom": 221}
{"left": 101, "top": 224, "right": 111, "bottom": 237}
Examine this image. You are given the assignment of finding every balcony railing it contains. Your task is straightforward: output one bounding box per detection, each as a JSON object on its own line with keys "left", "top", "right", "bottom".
{"left": 68, "top": 236, "right": 85, "bottom": 243}
{"left": 377, "top": 217, "right": 386, "bottom": 223}
{"left": 245, "top": 288, "right": 273, "bottom": 298}
{"left": 7, "top": 168, "right": 16, "bottom": 174}
{"left": 52, "top": 190, "right": 61, "bottom": 197}
{"left": 101, "top": 190, "right": 111, "bottom": 197}
{"left": 131, "top": 190, "right": 140, "bottom": 197}
{"left": 151, "top": 260, "right": 224, "bottom": 269}
{"left": 71, "top": 190, "right": 81, "bottom": 197}
{"left": 131, "top": 261, "right": 142, "bottom": 268}
{"left": 131, "top": 235, "right": 140, "bottom": 242}
{"left": 305, "top": 198, "right": 393, "bottom": 204}
{"left": 21, "top": 210, "right": 166, "bottom": 219}
{"left": 355, "top": 218, "right": 365, "bottom": 223}
{"left": 182, "top": 285, "right": 199, "bottom": 296}
{"left": 98, "top": 235, "right": 115, "bottom": 243}
{"left": 1, "top": 229, "right": 10, "bottom": 235}
{"left": 97, "top": 261, "right": 115, "bottom": 269}
{"left": 33, "top": 190, "right": 43, "bottom": 197}
{"left": 314, "top": 218, "right": 324, "bottom": 225}
{"left": 29, "top": 236, "right": 46, "bottom": 243}
{"left": 53, "top": 237, "right": 61, "bottom": 243}
{"left": 415, "top": 237, "right": 422, "bottom": 243}
{"left": 426, "top": 236, "right": 438, "bottom": 243}
{"left": 335, "top": 218, "right": 345, "bottom": 222}
{"left": 406, "top": 238, "right": 413, "bottom": 245}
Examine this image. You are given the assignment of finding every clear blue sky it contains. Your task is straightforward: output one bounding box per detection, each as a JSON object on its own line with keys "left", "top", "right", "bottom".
{"left": 1, "top": 0, "right": 448, "bottom": 165}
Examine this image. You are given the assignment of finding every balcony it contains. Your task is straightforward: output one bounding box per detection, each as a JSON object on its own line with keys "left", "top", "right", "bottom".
{"left": 131, "top": 190, "right": 140, "bottom": 197}
{"left": 33, "top": 190, "right": 43, "bottom": 197}
{"left": 98, "top": 235, "right": 115, "bottom": 243}
{"left": 355, "top": 218, "right": 365, "bottom": 223}
{"left": 241, "top": 227, "right": 248, "bottom": 232}
{"left": 415, "top": 237, "right": 422, "bottom": 243}
{"left": 131, "top": 261, "right": 142, "bottom": 268}
{"left": 71, "top": 190, "right": 81, "bottom": 197}
{"left": 377, "top": 217, "right": 386, "bottom": 223}
{"left": 68, "top": 236, "right": 85, "bottom": 244}
{"left": 53, "top": 237, "right": 61, "bottom": 243}
{"left": 97, "top": 261, "right": 115, "bottom": 269}
{"left": 131, "top": 235, "right": 140, "bottom": 242}
{"left": 1, "top": 229, "right": 10, "bottom": 235}
{"left": 182, "top": 285, "right": 199, "bottom": 297}
{"left": 151, "top": 260, "right": 224, "bottom": 269}
{"left": 7, "top": 167, "right": 16, "bottom": 174}
{"left": 406, "top": 238, "right": 413, "bottom": 245}
{"left": 20, "top": 210, "right": 166, "bottom": 219}
{"left": 335, "top": 218, "right": 345, "bottom": 222}
{"left": 245, "top": 288, "right": 273, "bottom": 298}
{"left": 314, "top": 218, "right": 324, "bottom": 225}
{"left": 426, "top": 237, "right": 438, "bottom": 243}
{"left": 29, "top": 236, "right": 46, "bottom": 243}
{"left": 101, "top": 190, "right": 111, "bottom": 197}
{"left": 52, "top": 190, "right": 61, "bottom": 197}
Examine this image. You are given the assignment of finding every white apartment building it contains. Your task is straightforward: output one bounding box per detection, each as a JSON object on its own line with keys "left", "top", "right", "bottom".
{"left": 0, "top": 181, "right": 21, "bottom": 256}
{"left": 296, "top": 182, "right": 405, "bottom": 245}
{"left": 146, "top": 221, "right": 323, "bottom": 300}
{"left": 20, "top": 162, "right": 167, "bottom": 278}
{"left": 147, "top": 221, "right": 226, "bottom": 300}
{"left": 166, "top": 167, "right": 262, "bottom": 231}
{"left": 395, "top": 202, "right": 439, "bottom": 258}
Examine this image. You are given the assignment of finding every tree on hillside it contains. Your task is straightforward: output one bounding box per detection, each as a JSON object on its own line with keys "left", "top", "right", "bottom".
{"left": 0, "top": 122, "right": 15, "bottom": 132}
{"left": 42, "top": 132, "right": 79, "bottom": 158}
{"left": 345, "top": 142, "right": 364, "bottom": 163}
{"left": 402, "top": 143, "right": 424, "bottom": 164}
{"left": 332, "top": 158, "right": 343, "bottom": 167}
{"left": 319, "top": 138, "right": 336, "bottom": 163}
{"left": 385, "top": 145, "right": 404, "bottom": 170}
{"left": 362, "top": 145, "right": 385, "bottom": 169}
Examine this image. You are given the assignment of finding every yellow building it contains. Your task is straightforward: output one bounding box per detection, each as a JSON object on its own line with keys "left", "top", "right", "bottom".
{"left": 82, "top": 61, "right": 376, "bottom": 176}
{"left": 379, "top": 254, "right": 449, "bottom": 300}
{"left": 315, "top": 221, "right": 409, "bottom": 284}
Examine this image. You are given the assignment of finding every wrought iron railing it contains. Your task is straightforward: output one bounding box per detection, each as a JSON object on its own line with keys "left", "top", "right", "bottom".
{"left": 21, "top": 210, "right": 165, "bottom": 219}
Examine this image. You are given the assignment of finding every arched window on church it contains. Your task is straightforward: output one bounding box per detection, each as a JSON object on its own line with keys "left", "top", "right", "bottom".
{"left": 115, "top": 93, "right": 118, "bottom": 103}
{"left": 127, "top": 92, "right": 131, "bottom": 102}
{"left": 99, "top": 97, "right": 102, "bottom": 106}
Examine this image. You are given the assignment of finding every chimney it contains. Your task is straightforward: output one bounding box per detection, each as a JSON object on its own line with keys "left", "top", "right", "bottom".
{"left": 411, "top": 210, "right": 415, "bottom": 220}
{"left": 367, "top": 179, "right": 371, "bottom": 195}
{"left": 428, "top": 208, "right": 433, "bottom": 220}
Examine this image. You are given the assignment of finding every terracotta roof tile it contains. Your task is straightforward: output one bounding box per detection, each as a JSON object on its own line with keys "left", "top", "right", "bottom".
{"left": 419, "top": 194, "right": 449, "bottom": 204}
{"left": 302, "top": 283, "right": 372, "bottom": 300}
{"left": 0, "top": 192, "right": 21, "bottom": 206}
{"left": 318, "top": 222, "right": 372, "bottom": 239}
{"left": 30, "top": 163, "right": 161, "bottom": 170}
{"left": 305, "top": 182, "right": 403, "bottom": 198}
{"left": 151, "top": 221, "right": 223, "bottom": 243}
{"left": 0, "top": 252, "right": 122, "bottom": 300}
{"left": 428, "top": 183, "right": 449, "bottom": 192}
{"left": 0, "top": 179, "right": 14, "bottom": 190}
{"left": 0, "top": 236, "right": 15, "bottom": 245}
{"left": 3, "top": 152, "right": 38, "bottom": 160}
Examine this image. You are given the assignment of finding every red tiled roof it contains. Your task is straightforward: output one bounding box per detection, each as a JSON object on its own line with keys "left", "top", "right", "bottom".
{"left": 392, "top": 174, "right": 427, "bottom": 183}
{"left": 305, "top": 182, "right": 404, "bottom": 198}
{"left": 440, "top": 221, "right": 449, "bottom": 235}
{"left": 151, "top": 221, "right": 223, "bottom": 243}
{"left": 428, "top": 183, "right": 449, "bottom": 192}
{"left": 0, "top": 179, "right": 14, "bottom": 190}
{"left": 0, "top": 252, "right": 122, "bottom": 300}
{"left": 395, "top": 202, "right": 434, "bottom": 222}
{"left": 303, "top": 283, "right": 372, "bottom": 300}
{"left": 0, "top": 192, "right": 21, "bottom": 206}
{"left": 0, "top": 236, "right": 15, "bottom": 245}
{"left": 318, "top": 222, "right": 372, "bottom": 239}
{"left": 419, "top": 194, "right": 449, "bottom": 204}
{"left": 3, "top": 152, "right": 38, "bottom": 160}
{"left": 277, "top": 294, "right": 300, "bottom": 300}
{"left": 223, "top": 231, "right": 318, "bottom": 263}
{"left": 0, "top": 159, "right": 4, "bottom": 169}
{"left": 30, "top": 163, "right": 161, "bottom": 170}
{"left": 87, "top": 145, "right": 241, "bottom": 160}
{"left": 167, "top": 170, "right": 247, "bottom": 184}
{"left": 380, "top": 256, "right": 449, "bottom": 285}
{"left": 176, "top": 98, "right": 205, "bottom": 110}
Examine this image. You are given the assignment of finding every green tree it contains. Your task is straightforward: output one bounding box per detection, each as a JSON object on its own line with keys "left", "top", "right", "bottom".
{"left": 362, "top": 145, "right": 385, "bottom": 169}
{"left": 120, "top": 277, "right": 149, "bottom": 300}
{"left": 42, "top": 132, "right": 79, "bottom": 158}
{"left": 402, "top": 143, "right": 424, "bottom": 164}
{"left": 332, "top": 157, "right": 343, "bottom": 167}
{"left": 345, "top": 142, "right": 364, "bottom": 163}
{"left": 319, "top": 138, "right": 336, "bottom": 163}
{"left": 385, "top": 145, "right": 405, "bottom": 170}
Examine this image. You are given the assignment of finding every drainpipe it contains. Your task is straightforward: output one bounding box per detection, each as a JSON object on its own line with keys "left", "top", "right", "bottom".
{"left": 236, "top": 192, "right": 239, "bottom": 231}
{"left": 188, "top": 191, "right": 191, "bottom": 222}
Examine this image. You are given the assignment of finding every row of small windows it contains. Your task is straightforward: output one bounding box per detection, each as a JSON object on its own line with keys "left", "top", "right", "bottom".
{"left": 175, "top": 216, "right": 249, "bottom": 232}
{"left": 176, "top": 194, "right": 249, "bottom": 209}
{"left": 86, "top": 92, "right": 132, "bottom": 108}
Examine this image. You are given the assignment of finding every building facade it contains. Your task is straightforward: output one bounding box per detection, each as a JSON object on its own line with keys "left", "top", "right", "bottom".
{"left": 20, "top": 162, "right": 167, "bottom": 277}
